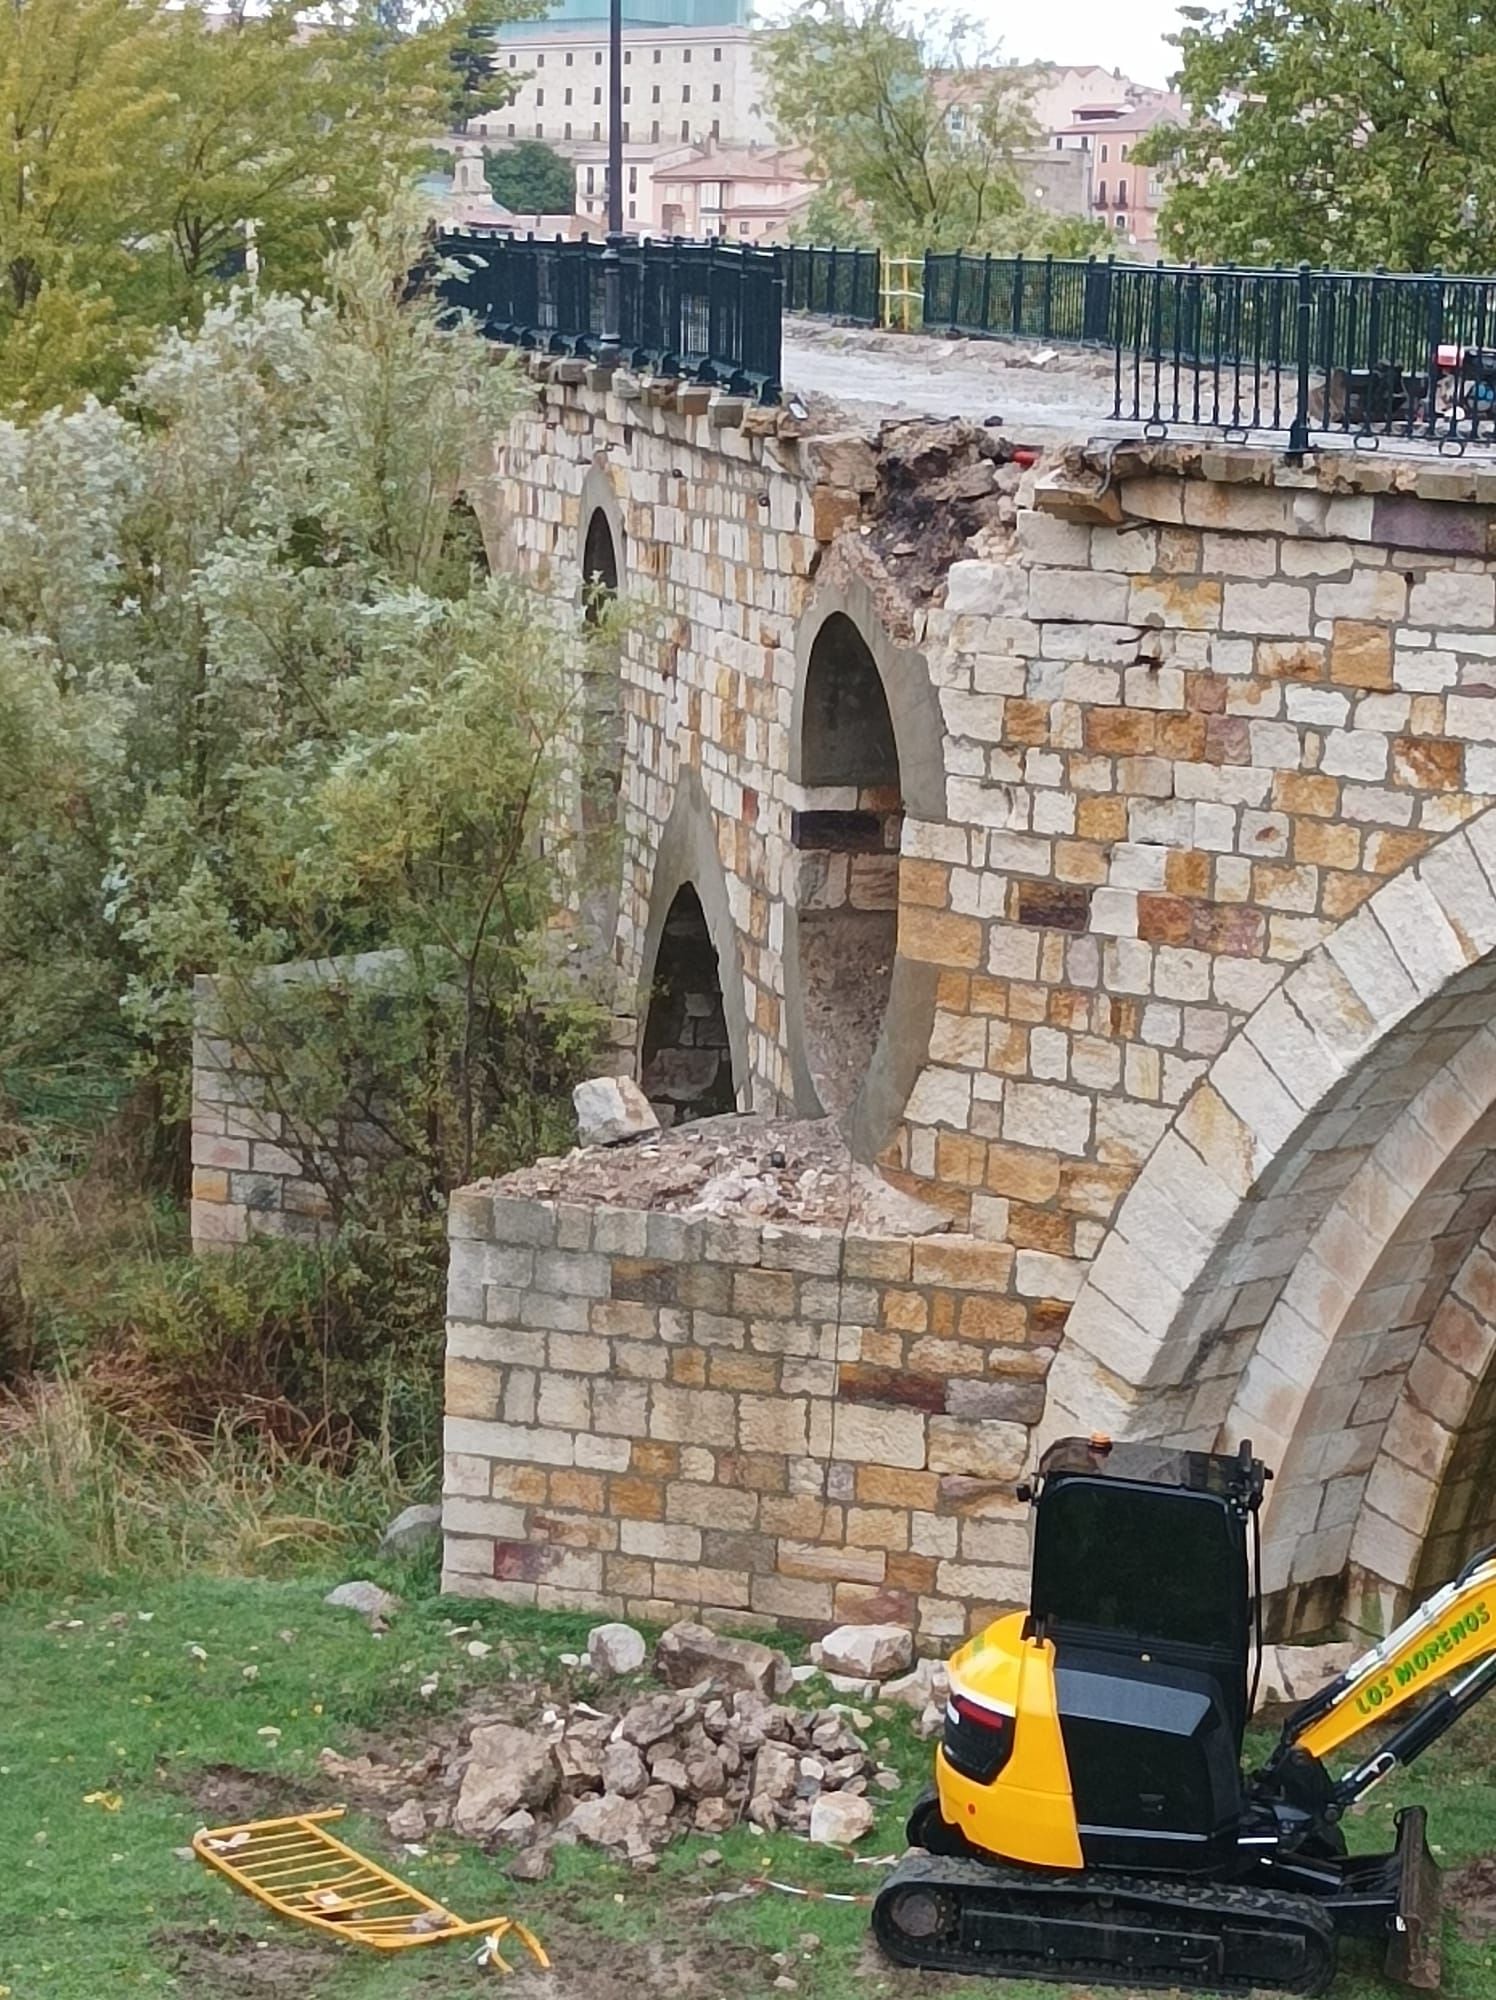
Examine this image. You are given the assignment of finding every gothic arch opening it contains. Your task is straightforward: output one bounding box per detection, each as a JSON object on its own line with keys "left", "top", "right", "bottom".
{"left": 640, "top": 883, "right": 737, "bottom": 1125}
{"left": 437, "top": 494, "right": 490, "bottom": 593}
{"left": 793, "top": 612, "right": 902, "bottom": 1120}
{"left": 581, "top": 507, "right": 619, "bottom": 619}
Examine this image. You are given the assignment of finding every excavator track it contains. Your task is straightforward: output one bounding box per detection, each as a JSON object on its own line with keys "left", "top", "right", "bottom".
{"left": 872, "top": 1853, "right": 1337, "bottom": 1995}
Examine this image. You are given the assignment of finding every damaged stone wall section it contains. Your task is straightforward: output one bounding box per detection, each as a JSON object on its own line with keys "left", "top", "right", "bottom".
{"left": 799, "top": 422, "right": 1038, "bottom": 609}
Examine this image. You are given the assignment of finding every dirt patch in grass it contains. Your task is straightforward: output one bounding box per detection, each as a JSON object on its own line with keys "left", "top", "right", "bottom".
{"left": 152, "top": 1926, "right": 333, "bottom": 1997}
{"left": 189, "top": 1761, "right": 326, "bottom": 1826}
{"left": 506, "top": 1912, "right": 761, "bottom": 2000}
{"left": 1448, "top": 1854, "right": 1496, "bottom": 1937}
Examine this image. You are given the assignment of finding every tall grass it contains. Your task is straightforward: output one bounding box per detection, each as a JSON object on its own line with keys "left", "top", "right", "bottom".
{"left": 0, "top": 1378, "right": 419, "bottom": 1595}
{"left": 1, "top": 1162, "right": 442, "bottom": 1595}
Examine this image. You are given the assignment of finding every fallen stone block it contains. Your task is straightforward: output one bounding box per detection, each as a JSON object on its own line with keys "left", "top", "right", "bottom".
{"left": 815, "top": 1623, "right": 914, "bottom": 1682}
{"left": 655, "top": 1620, "right": 793, "bottom": 1697}
{"left": 587, "top": 1621, "right": 648, "bottom": 1678}
{"left": 572, "top": 1075, "right": 659, "bottom": 1146}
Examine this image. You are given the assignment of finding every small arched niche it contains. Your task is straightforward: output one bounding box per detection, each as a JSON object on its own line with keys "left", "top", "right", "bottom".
{"left": 577, "top": 504, "right": 624, "bottom": 922}
{"left": 435, "top": 493, "right": 490, "bottom": 594}
{"left": 794, "top": 611, "right": 902, "bottom": 1120}
{"left": 640, "top": 883, "right": 737, "bottom": 1125}
{"left": 582, "top": 506, "right": 620, "bottom": 622}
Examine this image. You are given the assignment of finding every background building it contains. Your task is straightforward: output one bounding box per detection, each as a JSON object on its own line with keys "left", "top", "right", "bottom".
{"left": 1050, "top": 99, "right": 1181, "bottom": 250}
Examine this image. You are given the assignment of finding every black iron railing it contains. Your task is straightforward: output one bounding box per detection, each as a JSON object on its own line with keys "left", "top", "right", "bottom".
{"left": 435, "top": 230, "right": 784, "bottom": 403}
{"left": 1114, "top": 262, "right": 1496, "bottom": 452}
{"left": 776, "top": 245, "right": 881, "bottom": 326}
{"left": 924, "top": 252, "right": 1117, "bottom": 345}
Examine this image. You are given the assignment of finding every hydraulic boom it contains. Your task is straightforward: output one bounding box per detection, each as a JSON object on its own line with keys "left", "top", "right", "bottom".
{"left": 1264, "top": 1545, "right": 1496, "bottom": 1812}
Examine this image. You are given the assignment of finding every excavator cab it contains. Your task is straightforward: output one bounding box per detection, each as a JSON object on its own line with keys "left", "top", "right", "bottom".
{"left": 1023, "top": 1437, "right": 1265, "bottom": 1873}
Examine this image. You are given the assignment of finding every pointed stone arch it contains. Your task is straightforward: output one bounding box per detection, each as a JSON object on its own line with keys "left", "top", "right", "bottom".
{"left": 1049, "top": 807, "right": 1496, "bottom": 1631}
{"left": 636, "top": 772, "right": 749, "bottom": 1122}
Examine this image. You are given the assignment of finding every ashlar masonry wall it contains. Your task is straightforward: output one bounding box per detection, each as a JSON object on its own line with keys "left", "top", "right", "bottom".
{"left": 442, "top": 1184, "right": 1032, "bottom": 1641}
{"left": 446, "top": 415, "right": 1496, "bottom": 1637}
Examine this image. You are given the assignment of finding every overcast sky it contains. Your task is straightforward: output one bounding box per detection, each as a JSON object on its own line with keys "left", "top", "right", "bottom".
{"left": 977, "top": 0, "right": 1187, "bottom": 88}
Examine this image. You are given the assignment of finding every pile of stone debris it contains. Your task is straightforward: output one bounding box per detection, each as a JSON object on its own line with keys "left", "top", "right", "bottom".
{"left": 319, "top": 1619, "right": 949, "bottom": 1877}
{"left": 493, "top": 1106, "right": 950, "bottom": 1235}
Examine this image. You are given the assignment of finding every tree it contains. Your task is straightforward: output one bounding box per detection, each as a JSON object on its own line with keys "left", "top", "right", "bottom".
{"left": 762, "top": 0, "right": 1038, "bottom": 254}
{"left": 788, "top": 186, "right": 880, "bottom": 248}
{"left": 1142, "top": 0, "right": 1496, "bottom": 271}
{"left": 0, "top": 0, "right": 530, "bottom": 412}
{"left": 484, "top": 140, "right": 577, "bottom": 215}
{"left": 0, "top": 208, "right": 603, "bottom": 1222}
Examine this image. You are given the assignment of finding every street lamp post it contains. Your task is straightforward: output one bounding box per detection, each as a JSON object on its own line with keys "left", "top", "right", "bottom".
{"left": 598, "top": 0, "right": 623, "bottom": 368}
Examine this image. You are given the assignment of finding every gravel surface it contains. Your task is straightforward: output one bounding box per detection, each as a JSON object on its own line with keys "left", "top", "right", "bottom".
{"left": 782, "top": 320, "right": 1123, "bottom": 438}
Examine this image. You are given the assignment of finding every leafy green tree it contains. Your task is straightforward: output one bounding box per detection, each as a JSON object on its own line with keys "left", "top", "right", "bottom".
{"left": 0, "top": 209, "right": 603, "bottom": 1221}
{"left": 788, "top": 186, "right": 879, "bottom": 248}
{"left": 449, "top": 17, "right": 511, "bottom": 129}
{"left": 1143, "top": 0, "right": 1496, "bottom": 270}
{"left": 762, "top": 0, "right": 1038, "bottom": 253}
{"left": 0, "top": 0, "right": 530, "bottom": 411}
{"left": 484, "top": 140, "right": 577, "bottom": 214}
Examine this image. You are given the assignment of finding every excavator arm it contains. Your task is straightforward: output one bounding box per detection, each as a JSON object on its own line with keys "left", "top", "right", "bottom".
{"left": 1274, "top": 1545, "right": 1496, "bottom": 1808}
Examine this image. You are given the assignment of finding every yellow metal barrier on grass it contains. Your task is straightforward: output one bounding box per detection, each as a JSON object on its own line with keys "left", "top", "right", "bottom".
{"left": 194, "top": 1806, "right": 549, "bottom": 1971}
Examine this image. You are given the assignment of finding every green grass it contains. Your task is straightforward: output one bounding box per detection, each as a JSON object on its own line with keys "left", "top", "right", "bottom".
{"left": 0, "top": 1568, "right": 1493, "bottom": 1999}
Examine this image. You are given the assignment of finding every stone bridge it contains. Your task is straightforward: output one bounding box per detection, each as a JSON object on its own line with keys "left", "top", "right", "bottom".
{"left": 371, "top": 363, "right": 1496, "bottom": 1643}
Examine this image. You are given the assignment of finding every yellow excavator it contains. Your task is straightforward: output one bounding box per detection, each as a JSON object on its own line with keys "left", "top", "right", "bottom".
{"left": 873, "top": 1435, "right": 1496, "bottom": 1993}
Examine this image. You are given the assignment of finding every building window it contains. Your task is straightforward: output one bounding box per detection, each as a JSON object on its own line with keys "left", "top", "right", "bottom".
{"left": 629, "top": 200, "right": 637, "bottom": 218}
{"left": 534, "top": 123, "right": 543, "bottom": 137}
{"left": 651, "top": 119, "right": 660, "bottom": 140}
{"left": 713, "top": 44, "right": 721, "bottom": 58}
{"left": 651, "top": 83, "right": 660, "bottom": 101}
{"left": 1117, "top": 178, "right": 1128, "bottom": 205}
{"left": 680, "top": 119, "right": 689, "bottom": 139}
{"left": 682, "top": 83, "right": 690, "bottom": 102}
{"left": 507, "top": 53, "right": 516, "bottom": 66}
{"left": 564, "top": 121, "right": 572, "bottom": 139}
{"left": 565, "top": 50, "right": 573, "bottom": 64}
{"left": 739, "top": 221, "right": 749, "bottom": 235}
{"left": 653, "top": 46, "right": 661, "bottom": 62}
{"left": 712, "top": 82, "right": 721, "bottom": 101}
{"left": 683, "top": 45, "right": 691, "bottom": 60}
{"left": 594, "top": 49, "right": 602, "bottom": 63}
{"left": 1096, "top": 178, "right": 1106, "bottom": 204}
{"left": 1053, "top": 134, "right": 1061, "bottom": 148}
{"left": 564, "top": 86, "right": 571, "bottom": 103}
{"left": 594, "top": 86, "right": 601, "bottom": 102}
{"left": 1099, "top": 141, "right": 1108, "bottom": 162}
{"left": 536, "top": 53, "right": 544, "bottom": 65}
{"left": 535, "top": 88, "right": 543, "bottom": 104}
{"left": 623, "top": 120, "right": 629, "bottom": 138}
{"left": 1120, "top": 142, "right": 1129, "bottom": 160}
{"left": 1115, "top": 213, "right": 1126, "bottom": 230}
{"left": 507, "top": 122, "right": 515, "bottom": 137}
{"left": 623, "top": 85, "right": 630, "bottom": 101}
{"left": 1148, "top": 173, "right": 1164, "bottom": 199}
{"left": 628, "top": 165, "right": 638, "bottom": 192}
{"left": 624, "top": 48, "right": 632, "bottom": 62}
{"left": 593, "top": 121, "right": 601, "bottom": 138}
{"left": 711, "top": 117, "right": 719, "bottom": 138}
